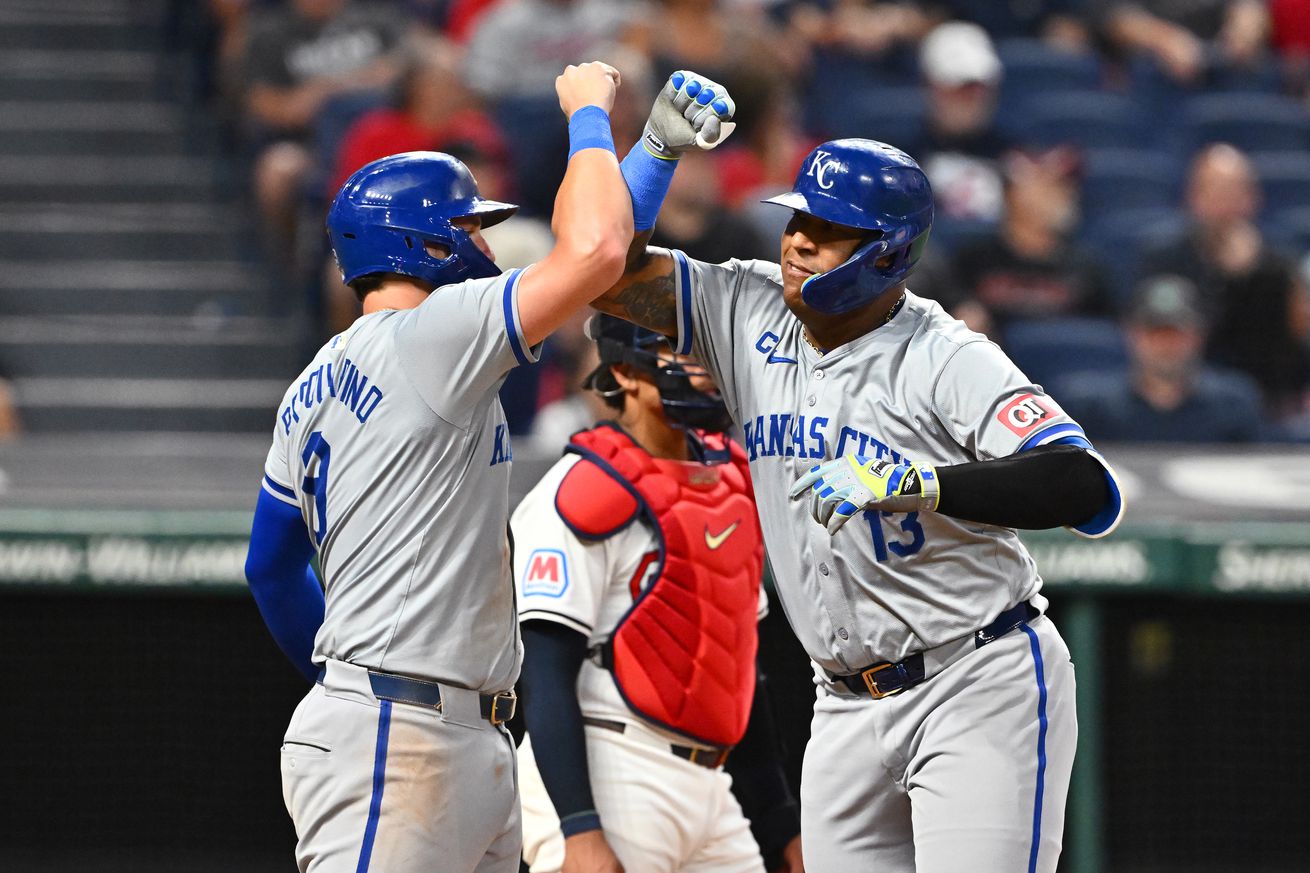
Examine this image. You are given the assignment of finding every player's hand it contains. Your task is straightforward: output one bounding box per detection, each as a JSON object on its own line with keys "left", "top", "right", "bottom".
{"left": 640, "top": 70, "right": 737, "bottom": 159}
{"left": 789, "top": 455, "right": 938, "bottom": 535}
{"left": 562, "top": 829, "right": 625, "bottom": 873}
{"left": 772, "top": 835, "right": 805, "bottom": 873}
{"left": 556, "top": 61, "right": 622, "bottom": 119}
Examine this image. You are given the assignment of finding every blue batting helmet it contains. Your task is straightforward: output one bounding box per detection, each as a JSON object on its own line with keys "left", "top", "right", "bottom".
{"left": 327, "top": 151, "right": 518, "bottom": 288}
{"left": 763, "top": 139, "right": 933, "bottom": 315}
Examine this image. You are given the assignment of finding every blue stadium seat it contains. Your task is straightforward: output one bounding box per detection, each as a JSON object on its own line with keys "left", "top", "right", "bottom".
{"left": 1262, "top": 206, "right": 1310, "bottom": 259}
{"left": 312, "top": 89, "right": 393, "bottom": 194}
{"left": 1252, "top": 152, "right": 1310, "bottom": 217}
{"left": 996, "top": 39, "right": 1101, "bottom": 114}
{"left": 821, "top": 85, "right": 926, "bottom": 148}
{"left": 1081, "top": 207, "right": 1187, "bottom": 307}
{"left": 1003, "top": 317, "right": 1128, "bottom": 391}
{"left": 1013, "top": 91, "right": 1152, "bottom": 150}
{"left": 1080, "top": 149, "right": 1183, "bottom": 222}
{"left": 1178, "top": 93, "right": 1310, "bottom": 156}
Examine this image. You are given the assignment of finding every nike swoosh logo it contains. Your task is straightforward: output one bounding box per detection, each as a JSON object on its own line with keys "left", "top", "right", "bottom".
{"left": 705, "top": 521, "right": 741, "bottom": 550}
{"left": 766, "top": 352, "right": 797, "bottom": 365}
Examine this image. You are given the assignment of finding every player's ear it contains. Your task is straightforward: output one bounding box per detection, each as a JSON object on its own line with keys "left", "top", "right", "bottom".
{"left": 610, "top": 363, "right": 640, "bottom": 393}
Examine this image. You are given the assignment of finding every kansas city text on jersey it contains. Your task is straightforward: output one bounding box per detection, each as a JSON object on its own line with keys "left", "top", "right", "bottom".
{"left": 740, "top": 413, "right": 912, "bottom": 465}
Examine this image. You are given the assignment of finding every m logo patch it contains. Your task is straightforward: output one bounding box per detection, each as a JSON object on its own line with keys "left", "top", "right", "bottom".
{"left": 522, "top": 549, "right": 569, "bottom": 598}
{"left": 997, "top": 393, "right": 1056, "bottom": 437}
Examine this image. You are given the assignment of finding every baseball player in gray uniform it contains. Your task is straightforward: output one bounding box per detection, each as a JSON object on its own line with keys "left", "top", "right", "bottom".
{"left": 239, "top": 62, "right": 726, "bottom": 873}
{"left": 593, "top": 137, "right": 1125, "bottom": 872}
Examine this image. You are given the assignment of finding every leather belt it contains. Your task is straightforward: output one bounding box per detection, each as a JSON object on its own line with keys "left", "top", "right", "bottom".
{"left": 832, "top": 602, "right": 1040, "bottom": 699}
{"left": 582, "top": 716, "right": 731, "bottom": 769}
{"left": 316, "top": 667, "right": 517, "bottom": 726}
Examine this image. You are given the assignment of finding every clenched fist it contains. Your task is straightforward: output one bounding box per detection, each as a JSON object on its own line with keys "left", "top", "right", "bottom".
{"left": 641, "top": 70, "right": 737, "bottom": 159}
{"left": 556, "top": 61, "right": 622, "bottom": 119}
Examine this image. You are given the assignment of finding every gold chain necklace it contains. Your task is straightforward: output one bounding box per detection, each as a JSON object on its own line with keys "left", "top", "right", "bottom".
{"left": 803, "top": 294, "right": 905, "bottom": 354}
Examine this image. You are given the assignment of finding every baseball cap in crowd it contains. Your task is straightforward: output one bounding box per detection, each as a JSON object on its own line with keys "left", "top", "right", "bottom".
{"left": 1128, "top": 275, "right": 1206, "bottom": 329}
{"left": 920, "top": 21, "right": 1002, "bottom": 87}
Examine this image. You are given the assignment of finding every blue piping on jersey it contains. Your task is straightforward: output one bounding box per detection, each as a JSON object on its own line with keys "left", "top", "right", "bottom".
{"left": 1017, "top": 423, "right": 1088, "bottom": 453}
{"left": 355, "top": 700, "right": 392, "bottom": 873}
{"left": 674, "top": 251, "right": 693, "bottom": 355}
{"left": 502, "top": 269, "right": 531, "bottom": 366}
{"left": 1070, "top": 451, "right": 1123, "bottom": 537}
{"left": 1020, "top": 624, "right": 1049, "bottom": 873}
{"left": 263, "top": 475, "right": 296, "bottom": 501}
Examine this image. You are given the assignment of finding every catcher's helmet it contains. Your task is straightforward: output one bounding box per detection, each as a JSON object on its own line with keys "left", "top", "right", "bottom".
{"left": 763, "top": 139, "right": 933, "bottom": 315}
{"left": 584, "top": 315, "right": 733, "bottom": 437}
{"left": 327, "top": 151, "right": 518, "bottom": 288}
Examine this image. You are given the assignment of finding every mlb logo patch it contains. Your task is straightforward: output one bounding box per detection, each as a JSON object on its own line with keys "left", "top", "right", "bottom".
{"left": 997, "top": 393, "right": 1056, "bottom": 437}
{"left": 522, "top": 549, "right": 569, "bottom": 598}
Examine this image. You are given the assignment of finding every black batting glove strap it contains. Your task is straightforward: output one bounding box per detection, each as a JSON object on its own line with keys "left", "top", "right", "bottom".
{"left": 935, "top": 444, "right": 1112, "bottom": 530}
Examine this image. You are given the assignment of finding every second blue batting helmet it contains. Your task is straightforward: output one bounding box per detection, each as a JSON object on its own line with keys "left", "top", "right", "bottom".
{"left": 327, "top": 151, "right": 518, "bottom": 289}
{"left": 763, "top": 139, "right": 933, "bottom": 315}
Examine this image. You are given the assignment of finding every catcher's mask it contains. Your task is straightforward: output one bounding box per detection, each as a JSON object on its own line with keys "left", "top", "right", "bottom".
{"left": 583, "top": 315, "right": 733, "bottom": 449}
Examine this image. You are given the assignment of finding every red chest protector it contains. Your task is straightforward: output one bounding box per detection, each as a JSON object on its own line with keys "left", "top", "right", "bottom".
{"left": 555, "top": 423, "right": 764, "bottom": 747}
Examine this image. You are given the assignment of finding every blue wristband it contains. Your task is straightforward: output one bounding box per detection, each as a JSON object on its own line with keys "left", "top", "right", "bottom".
{"left": 620, "top": 142, "right": 678, "bottom": 231}
{"left": 567, "top": 105, "right": 615, "bottom": 159}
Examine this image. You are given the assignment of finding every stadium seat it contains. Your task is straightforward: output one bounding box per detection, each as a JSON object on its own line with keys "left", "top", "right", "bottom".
{"left": 1252, "top": 152, "right": 1310, "bottom": 217}
{"left": 1261, "top": 206, "right": 1310, "bottom": 258}
{"left": 1081, "top": 207, "right": 1188, "bottom": 307}
{"left": 996, "top": 39, "right": 1101, "bottom": 114}
{"left": 1003, "top": 317, "right": 1128, "bottom": 391}
{"left": 819, "top": 85, "right": 926, "bottom": 148}
{"left": 1178, "top": 93, "right": 1310, "bottom": 156}
{"left": 1013, "top": 91, "right": 1152, "bottom": 150}
{"left": 1080, "top": 149, "right": 1183, "bottom": 223}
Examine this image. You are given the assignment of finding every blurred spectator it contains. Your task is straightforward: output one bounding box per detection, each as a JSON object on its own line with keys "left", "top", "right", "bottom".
{"left": 909, "top": 20, "right": 1012, "bottom": 225}
{"left": 331, "top": 35, "right": 507, "bottom": 191}
{"left": 529, "top": 318, "right": 609, "bottom": 448}
{"left": 0, "top": 375, "right": 20, "bottom": 442}
{"left": 1139, "top": 143, "right": 1310, "bottom": 417}
{"left": 1098, "top": 0, "right": 1271, "bottom": 86}
{"left": 650, "top": 151, "right": 774, "bottom": 264}
{"left": 946, "top": 147, "right": 1114, "bottom": 339}
{"left": 1270, "top": 0, "right": 1310, "bottom": 98}
{"left": 716, "top": 73, "right": 819, "bottom": 203}
{"left": 320, "top": 135, "right": 550, "bottom": 336}
{"left": 463, "top": 0, "right": 644, "bottom": 101}
{"left": 787, "top": 1, "right": 939, "bottom": 66}
{"left": 1060, "top": 275, "right": 1266, "bottom": 443}
{"left": 643, "top": 0, "right": 800, "bottom": 87}
{"left": 240, "top": 0, "right": 406, "bottom": 264}
{"left": 934, "top": 0, "right": 1090, "bottom": 48}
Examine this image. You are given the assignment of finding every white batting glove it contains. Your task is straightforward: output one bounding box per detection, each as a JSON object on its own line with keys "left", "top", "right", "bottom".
{"left": 789, "top": 455, "right": 940, "bottom": 535}
{"left": 641, "top": 70, "right": 737, "bottom": 159}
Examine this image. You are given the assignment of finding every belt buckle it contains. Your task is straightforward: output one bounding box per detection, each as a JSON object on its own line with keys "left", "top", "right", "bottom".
{"left": 688, "top": 746, "right": 729, "bottom": 768}
{"left": 860, "top": 662, "right": 901, "bottom": 699}
{"left": 488, "top": 690, "right": 517, "bottom": 726}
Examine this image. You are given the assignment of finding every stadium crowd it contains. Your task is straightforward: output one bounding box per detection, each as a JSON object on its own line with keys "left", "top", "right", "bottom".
{"left": 194, "top": 0, "right": 1310, "bottom": 443}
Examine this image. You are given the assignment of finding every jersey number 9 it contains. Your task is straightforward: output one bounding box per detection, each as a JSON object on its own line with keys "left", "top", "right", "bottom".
{"left": 302, "top": 432, "right": 332, "bottom": 545}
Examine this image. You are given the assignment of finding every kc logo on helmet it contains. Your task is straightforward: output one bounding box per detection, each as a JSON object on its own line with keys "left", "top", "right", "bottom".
{"left": 997, "top": 393, "right": 1056, "bottom": 437}
{"left": 807, "top": 150, "right": 841, "bottom": 190}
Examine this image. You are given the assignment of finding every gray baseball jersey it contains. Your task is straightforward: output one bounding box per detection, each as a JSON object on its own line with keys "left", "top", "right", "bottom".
{"left": 666, "top": 250, "right": 1119, "bottom": 673}
{"left": 261, "top": 268, "right": 538, "bottom": 692}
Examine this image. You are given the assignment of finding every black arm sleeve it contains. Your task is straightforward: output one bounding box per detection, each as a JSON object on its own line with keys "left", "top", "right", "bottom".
{"left": 519, "top": 620, "right": 601, "bottom": 836}
{"left": 933, "top": 444, "right": 1111, "bottom": 530}
{"left": 725, "top": 660, "right": 801, "bottom": 868}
